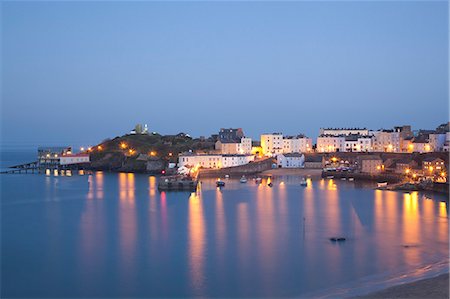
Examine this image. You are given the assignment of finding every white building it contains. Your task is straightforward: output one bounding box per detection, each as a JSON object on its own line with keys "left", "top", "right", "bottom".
{"left": 429, "top": 133, "right": 446, "bottom": 152}
{"left": 358, "top": 136, "right": 373, "bottom": 152}
{"left": 443, "top": 132, "right": 450, "bottom": 152}
{"left": 277, "top": 153, "right": 305, "bottom": 168}
{"left": 59, "top": 153, "right": 90, "bottom": 165}
{"left": 261, "top": 133, "right": 283, "bottom": 156}
{"left": 319, "top": 128, "right": 369, "bottom": 136}
{"left": 222, "top": 154, "right": 254, "bottom": 167}
{"left": 411, "top": 140, "right": 431, "bottom": 153}
{"left": 282, "top": 136, "right": 313, "bottom": 153}
{"left": 238, "top": 137, "right": 252, "bottom": 154}
{"left": 178, "top": 154, "right": 222, "bottom": 169}
{"left": 317, "top": 136, "right": 346, "bottom": 152}
{"left": 178, "top": 153, "right": 254, "bottom": 169}
{"left": 372, "top": 130, "right": 401, "bottom": 152}
{"left": 344, "top": 138, "right": 359, "bottom": 153}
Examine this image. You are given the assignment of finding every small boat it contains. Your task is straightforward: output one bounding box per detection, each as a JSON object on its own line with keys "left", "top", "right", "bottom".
{"left": 240, "top": 176, "right": 248, "bottom": 183}
{"left": 329, "top": 237, "right": 346, "bottom": 242}
{"left": 268, "top": 182, "right": 273, "bottom": 187}
{"left": 300, "top": 178, "right": 307, "bottom": 186}
{"left": 377, "top": 182, "right": 388, "bottom": 188}
{"left": 327, "top": 175, "right": 334, "bottom": 179}
{"left": 225, "top": 174, "right": 230, "bottom": 178}
{"left": 341, "top": 178, "right": 346, "bottom": 181}
{"left": 216, "top": 180, "right": 225, "bottom": 187}
{"left": 255, "top": 177, "right": 262, "bottom": 184}
{"left": 348, "top": 178, "right": 354, "bottom": 181}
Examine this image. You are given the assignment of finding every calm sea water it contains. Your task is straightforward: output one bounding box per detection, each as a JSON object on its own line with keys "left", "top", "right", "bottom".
{"left": 1, "top": 151, "right": 448, "bottom": 298}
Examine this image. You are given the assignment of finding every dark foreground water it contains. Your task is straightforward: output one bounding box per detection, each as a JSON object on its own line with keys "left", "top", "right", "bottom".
{"left": 1, "top": 152, "right": 449, "bottom": 298}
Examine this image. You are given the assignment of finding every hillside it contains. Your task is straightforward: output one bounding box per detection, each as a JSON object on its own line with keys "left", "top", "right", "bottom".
{"left": 86, "top": 133, "right": 215, "bottom": 173}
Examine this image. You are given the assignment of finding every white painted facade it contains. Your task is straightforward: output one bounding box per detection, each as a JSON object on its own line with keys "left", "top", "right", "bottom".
{"left": 411, "top": 142, "right": 431, "bottom": 153}
{"left": 238, "top": 137, "right": 252, "bottom": 154}
{"left": 276, "top": 154, "right": 305, "bottom": 168}
{"left": 261, "top": 133, "right": 283, "bottom": 156}
{"left": 283, "top": 137, "right": 313, "bottom": 153}
{"left": 178, "top": 154, "right": 254, "bottom": 169}
{"left": 429, "top": 133, "right": 446, "bottom": 152}
{"left": 317, "top": 136, "right": 346, "bottom": 152}
{"left": 178, "top": 154, "right": 222, "bottom": 169}
{"left": 222, "top": 154, "right": 254, "bottom": 167}
{"left": 443, "top": 132, "right": 450, "bottom": 152}
{"left": 358, "top": 137, "right": 373, "bottom": 152}
{"left": 372, "top": 131, "right": 401, "bottom": 152}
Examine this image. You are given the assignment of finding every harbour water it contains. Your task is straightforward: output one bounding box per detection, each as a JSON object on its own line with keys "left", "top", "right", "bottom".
{"left": 1, "top": 151, "right": 448, "bottom": 298}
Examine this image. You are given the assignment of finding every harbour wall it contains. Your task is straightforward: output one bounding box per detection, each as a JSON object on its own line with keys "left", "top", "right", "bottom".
{"left": 198, "top": 158, "right": 275, "bottom": 178}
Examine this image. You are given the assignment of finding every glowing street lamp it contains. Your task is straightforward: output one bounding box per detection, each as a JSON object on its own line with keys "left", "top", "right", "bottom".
{"left": 97, "top": 145, "right": 103, "bottom": 151}
{"left": 120, "top": 143, "right": 127, "bottom": 149}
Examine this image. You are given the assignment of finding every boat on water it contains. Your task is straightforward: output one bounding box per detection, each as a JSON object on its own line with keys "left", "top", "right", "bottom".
{"left": 300, "top": 178, "right": 307, "bottom": 186}
{"left": 268, "top": 182, "right": 273, "bottom": 187}
{"left": 240, "top": 175, "right": 248, "bottom": 183}
{"left": 216, "top": 180, "right": 225, "bottom": 187}
{"left": 341, "top": 177, "right": 346, "bottom": 181}
{"left": 327, "top": 175, "right": 334, "bottom": 179}
{"left": 348, "top": 178, "right": 354, "bottom": 181}
{"left": 329, "top": 237, "right": 346, "bottom": 242}
{"left": 158, "top": 175, "right": 198, "bottom": 191}
{"left": 377, "top": 182, "right": 388, "bottom": 188}
{"left": 255, "top": 177, "right": 262, "bottom": 184}
{"left": 225, "top": 174, "right": 230, "bottom": 178}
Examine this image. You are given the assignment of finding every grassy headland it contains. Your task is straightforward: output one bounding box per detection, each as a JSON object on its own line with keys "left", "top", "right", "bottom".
{"left": 87, "top": 133, "right": 215, "bottom": 173}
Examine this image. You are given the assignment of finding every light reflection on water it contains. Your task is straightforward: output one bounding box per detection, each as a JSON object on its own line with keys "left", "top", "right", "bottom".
{"left": 1, "top": 173, "right": 448, "bottom": 298}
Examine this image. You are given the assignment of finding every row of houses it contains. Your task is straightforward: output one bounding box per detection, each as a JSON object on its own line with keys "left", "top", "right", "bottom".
{"left": 182, "top": 124, "right": 449, "bottom": 172}
{"left": 357, "top": 155, "right": 447, "bottom": 181}
{"left": 316, "top": 124, "right": 450, "bottom": 153}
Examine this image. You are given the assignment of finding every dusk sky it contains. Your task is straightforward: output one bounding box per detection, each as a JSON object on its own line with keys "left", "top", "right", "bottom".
{"left": 1, "top": 1, "right": 448, "bottom": 148}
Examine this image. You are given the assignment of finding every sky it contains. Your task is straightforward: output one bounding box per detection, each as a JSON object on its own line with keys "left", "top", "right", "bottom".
{"left": 1, "top": 1, "right": 448, "bottom": 148}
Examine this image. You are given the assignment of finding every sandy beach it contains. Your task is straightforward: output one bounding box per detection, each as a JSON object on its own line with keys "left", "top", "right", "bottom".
{"left": 260, "top": 168, "right": 323, "bottom": 178}
{"left": 357, "top": 273, "right": 449, "bottom": 298}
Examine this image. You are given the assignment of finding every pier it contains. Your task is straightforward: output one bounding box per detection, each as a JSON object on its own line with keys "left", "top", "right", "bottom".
{"left": 1, "top": 161, "right": 88, "bottom": 174}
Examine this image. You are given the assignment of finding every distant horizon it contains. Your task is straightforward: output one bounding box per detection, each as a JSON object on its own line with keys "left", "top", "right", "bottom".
{"left": 2, "top": 1, "right": 448, "bottom": 148}
{"left": 0, "top": 120, "right": 448, "bottom": 151}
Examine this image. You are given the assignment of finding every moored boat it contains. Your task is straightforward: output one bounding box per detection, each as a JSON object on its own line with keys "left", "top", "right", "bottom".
{"left": 240, "top": 175, "right": 248, "bottom": 183}
{"left": 255, "top": 177, "right": 262, "bottom": 184}
{"left": 300, "top": 178, "right": 307, "bottom": 186}
{"left": 158, "top": 175, "right": 198, "bottom": 191}
{"left": 216, "top": 180, "right": 225, "bottom": 187}
{"left": 377, "top": 182, "right": 388, "bottom": 188}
